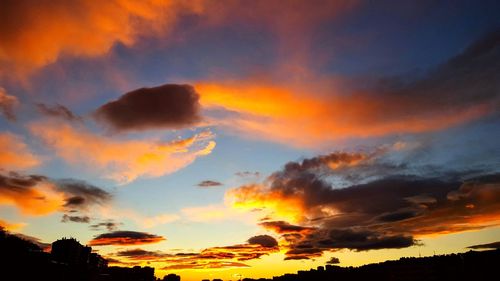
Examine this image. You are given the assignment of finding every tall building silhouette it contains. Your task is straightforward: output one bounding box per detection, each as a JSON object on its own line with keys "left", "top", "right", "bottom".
{"left": 51, "top": 238, "right": 91, "bottom": 266}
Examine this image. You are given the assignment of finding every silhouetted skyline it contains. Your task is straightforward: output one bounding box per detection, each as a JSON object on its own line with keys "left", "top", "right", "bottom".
{"left": 2, "top": 227, "right": 499, "bottom": 281}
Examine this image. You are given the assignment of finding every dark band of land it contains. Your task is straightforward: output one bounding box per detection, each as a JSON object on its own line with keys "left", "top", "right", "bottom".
{"left": 2, "top": 228, "right": 499, "bottom": 281}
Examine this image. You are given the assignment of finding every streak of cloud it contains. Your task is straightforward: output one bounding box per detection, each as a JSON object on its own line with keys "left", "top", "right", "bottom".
{"left": 88, "top": 230, "right": 165, "bottom": 246}
{"left": 29, "top": 120, "right": 216, "bottom": 183}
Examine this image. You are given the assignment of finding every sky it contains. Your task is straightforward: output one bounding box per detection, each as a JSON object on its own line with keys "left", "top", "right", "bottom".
{"left": 1, "top": 0, "right": 500, "bottom": 280}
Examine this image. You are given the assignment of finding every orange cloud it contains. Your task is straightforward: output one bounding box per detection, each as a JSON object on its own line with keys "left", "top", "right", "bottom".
{"left": 0, "top": 133, "right": 40, "bottom": 170}
{"left": 1, "top": 0, "right": 355, "bottom": 79}
{"left": 0, "top": 87, "right": 19, "bottom": 120}
{"left": 0, "top": 0, "right": 209, "bottom": 77}
{"left": 197, "top": 81, "right": 493, "bottom": 147}
{"left": 0, "top": 172, "right": 111, "bottom": 217}
{"left": 195, "top": 22, "right": 500, "bottom": 147}
{"left": 226, "top": 184, "right": 306, "bottom": 223}
{"left": 0, "top": 219, "right": 26, "bottom": 232}
{"left": 29, "top": 121, "right": 215, "bottom": 183}
{"left": 88, "top": 230, "right": 165, "bottom": 246}
{"left": 225, "top": 151, "right": 378, "bottom": 223}
{"left": 109, "top": 235, "right": 279, "bottom": 270}
{"left": 0, "top": 175, "right": 65, "bottom": 216}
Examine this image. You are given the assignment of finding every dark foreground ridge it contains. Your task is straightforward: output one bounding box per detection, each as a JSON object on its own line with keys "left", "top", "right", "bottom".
{"left": 1, "top": 228, "right": 499, "bottom": 281}
{"left": 241, "top": 249, "right": 500, "bottom": 281}
{"left": 0, "top": 228, "right": 180, "bottom": 281}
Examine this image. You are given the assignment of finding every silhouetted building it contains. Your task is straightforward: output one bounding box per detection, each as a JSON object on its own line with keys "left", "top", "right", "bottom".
{"left": 89, "top": 252, "right": 108, "bottom": 270}
{"left": 106, "top": 266, "right": 155, "bottom": 281}
{"left": 0, "top": 228, "right": 165, "bottom": 281}
{"left": 162, "top": 273, "right": 180, "bottom": 281}
{"left": 51, "top": 237, "right": 91, "bottom": 266}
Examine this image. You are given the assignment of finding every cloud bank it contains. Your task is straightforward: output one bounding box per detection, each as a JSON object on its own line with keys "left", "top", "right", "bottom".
{"left": 227, "top": 150, "right": 500, "bottom": 259}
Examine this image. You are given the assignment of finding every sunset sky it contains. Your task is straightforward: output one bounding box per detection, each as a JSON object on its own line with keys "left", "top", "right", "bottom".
{"left": 1, "top": 1, "right": 500, "bottom": 280}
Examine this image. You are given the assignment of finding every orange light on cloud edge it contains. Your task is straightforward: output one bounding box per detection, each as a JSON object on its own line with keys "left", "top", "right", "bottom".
{"left": 196, "top": 82, "right": 494, "bottom": 147}
{"left": 89, "top": 236, "right": 166, "bottom": 246}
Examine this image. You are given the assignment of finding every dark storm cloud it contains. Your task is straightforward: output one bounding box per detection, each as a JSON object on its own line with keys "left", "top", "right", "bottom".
{"left": 467, "top": 241, "right": 500, "bottom": 250}
{"left": 95, "top": 84, "right": 201, "bottom": 132}
{"left": 36, "top": 103, "right": 81, "bottom": 121}
{"left": 320, "top": 229, "right": 415, "bottom": 251}
{"left": 229, "top": 149, "right": 500, "bottom": 260}
{"left": 282, "top": 228, "right": 414, "bottom": 260}
{"left": 247, "top": 235, "right": 278, "bottom": 248}
{"left": 0, "top": 172, "right": 47, "bottom": 190}
{"left": 259, "top": 221, "right": 316, "bottom": 234}
{"left": 61, "top": 214, "right": 90, "bottom": 223}
{"left": 88, "top": 230, "right": 165, "bottom": 246}
{"left": 197, "top": 180, "right": 223, "bottom": 187}
{"left": 376, "top": 209, "right": 419, "bottom": 222}
{"left": 57, "top": 179, "right": 111, "bottom": 210}
{"left": 289, "top": 174, "right": 498, "bottom": 256}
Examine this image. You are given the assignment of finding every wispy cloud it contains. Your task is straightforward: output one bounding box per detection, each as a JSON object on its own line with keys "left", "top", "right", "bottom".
{"left": 0, "top": 132, "right": 40, "bottom": 170}
{"left": 88, "top": 230, "right": 165, "bottom": 246}
{"left": 106, "top": 234, "right": 278, "bottom": 270}
{"left": 197, "top": 180, "right": 223, "bottom": 188}
{"left": 0, "top": 88, "right": 18, "bottom": 120}
{"left": 29, "top": 120, "right": 216, "bottom": 183}
{"left": 0, "top": 172, "right": 110, "bottom": 216}
{"left": 36, "top": 103, "right": 82, "bottom": 122}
